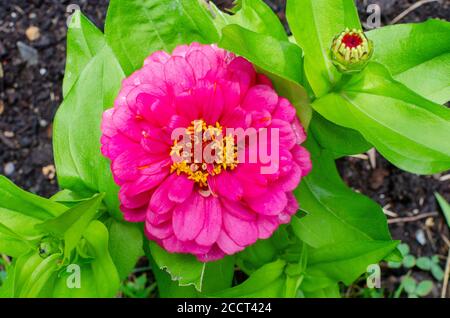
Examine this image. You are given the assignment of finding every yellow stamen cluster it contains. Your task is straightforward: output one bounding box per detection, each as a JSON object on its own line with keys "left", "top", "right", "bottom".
{"left": 170, "top": 120, "right": 238, "bottom": 187}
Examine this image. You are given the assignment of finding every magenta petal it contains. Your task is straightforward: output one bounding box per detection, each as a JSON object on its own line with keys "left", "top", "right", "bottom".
{"left": 186, "top": 50, "right": 212, "bottom": 81}
{"left": 164, "top": 56, "right": 195, "bottom": 94}
{"left": 195, "top": 197, "right": 222, "bottom": 246}
{"left": 256, "top": 215, "right": 279, "bottom": 239}
{"left": 273, "top": 97, "right": 296, "bottom": 122}
{"left": 149, "top": 174, "right": 178, "bottom": 214}
{"left": 146, "top": 221, "right": 173, "bottom": 240}
{"left": 277, "top": 163, "right": 302, "bottom": 192}
{"left": 172, "top": 192, "right": 205, "bottom": 241}
{"left": 168, "top": 175, "right": 194, "bottom": 203}
{"left": 122, "top": 206, "right": 147, "bottom": 223}
{"left": 221, "top": 199, "right": 256, "bottom": 222}
{"left": 197, "top": 245, "right": 225, "bottom": 262}
{"left": 242, "top": 85, "right": 278, "bottom": 113}
{"left": 214, "top": 171, "right": 243, "bottom": 201}
{"left": 292, "top": 145, "right": 312, "bottom": 177}
{"left": 246, "top": 189, "right": 287, "bottom": 215}
{"left": 216, "top": 230, "right": 245, "bottom": 255}
{"left": 223, "top": 211, "right": 258, "bottom": 246}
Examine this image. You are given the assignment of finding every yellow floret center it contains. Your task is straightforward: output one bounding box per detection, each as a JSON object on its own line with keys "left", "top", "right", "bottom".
{"left": 170, "top": 119, "right": 238, "bottom": 187}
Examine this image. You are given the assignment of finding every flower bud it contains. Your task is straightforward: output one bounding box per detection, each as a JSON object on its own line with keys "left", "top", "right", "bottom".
{"left": 38, "top": 236, "right": 61, "bottom": 258}
{"left": 331, "top": 28, "right": 373, "bottom": 74}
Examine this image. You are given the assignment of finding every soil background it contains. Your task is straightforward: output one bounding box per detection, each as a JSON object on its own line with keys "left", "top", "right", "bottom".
{"left": 0, "top": 0, "right": 449, "bottom": 297}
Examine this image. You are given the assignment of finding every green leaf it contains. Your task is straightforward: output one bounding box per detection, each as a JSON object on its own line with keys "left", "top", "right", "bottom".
{"left": 303, "top": 284, "right": 341, "bottom": 298}
{"left": 237, "top": 226, "right": 292, "bottom": 274}
{"left": 150, "top": 259, "right": 199, "bottom": 298}
{"left": 149, "top": 241, "right": 206, "bottom": 292}
{"left": 302, "top": 240, "right": 398, "bottom": 291}
{"left": 431, "top": 263, "right": 445, "bottom": 281}
{"left": 105, "top": 0, "right": 219, "bottom": 75}
{"left": 0, "top": 176, "right": 66, "bottom": 221}
{"left": 402, "top": 276, "right": 417, "bottom": 294}
{"left": 62, "top": 10, "right": 106, "bottom": 97}
{"left": 19, "top": 253, "right": 61, "bottom": 298}
{"left": 209, "top": 0, "right": 288, "bottom": 40}
{"left": 36, "top": 194, "right": 104, "bottom": 259}
{"left": 0, "top": 177, "right": 67, "bottom": 256}
{"left": 54, "top": 20, "right": 125, "bottom": 219}
{"left": 292, "top": 137, "right": 392, "bottom": 248}
{"left": 50, "top": 189, "right": 93, "bottom": 208}
{"left": 416, "top": 280, "right": 433, "bottom": 297}
{"left": 435, "top": 192, "right": 450, "bottom": 229}
{"left": 107, "top": 220, "right": 144, "bottom": 279}
{"left": 387, "top": 261, "right": 402, "bottom": 269}
{"left": 52, "top": 221, "right": 121, "bottom": 297}
{"left": 397, "top": 243, "right": 410, "bottom": 256}
{"left": 312, "top": 62, "right": 450, "bottom": 174}
{"left": 402, "top": 255, "right": 416, "bottom": 269}
{"left": 309, "top": 112, "right": 371, "bottom": 158}
{"left": 1, "top": 251, "right": 61, "bottom": 297}
{"left": 219, "top": 24, "right": 304, "bottom": 85}
{"left": 200, "top": 256, "right": 235, "bottom": 294}
{"left": 368, "top": 19, "right": 450, "bottom": 104}
{"left": 81, "top": 220, "right": 120, "bottom": 297}
{"left": 211, "top": 259, "right": 287, "bottom": 298}
{"left": 416, "top": 257, "right": 432, "bottom": 271}
{"left": 286, "top": 0, "right": 360, "bottom": 97}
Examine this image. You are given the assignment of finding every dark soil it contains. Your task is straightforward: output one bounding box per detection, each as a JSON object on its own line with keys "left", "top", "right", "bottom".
{"left": 0, "top": 0, "right": 449, "bottom": 297}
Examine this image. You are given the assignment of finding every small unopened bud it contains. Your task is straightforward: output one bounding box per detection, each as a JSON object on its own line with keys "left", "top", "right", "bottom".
{"left": 331, "top": 28, "right": 373, "bottom": 74}
{"left": 38, "top": 236, "right": 61, "bottom": 258}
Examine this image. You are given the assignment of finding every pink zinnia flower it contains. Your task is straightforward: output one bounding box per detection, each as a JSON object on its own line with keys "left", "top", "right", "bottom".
{"left": 101, "top": 43, "right": 312, "bottom": 262}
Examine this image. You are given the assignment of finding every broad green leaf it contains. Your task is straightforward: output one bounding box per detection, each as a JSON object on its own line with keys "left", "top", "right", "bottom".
{"left": 54, "top": 33, "right": 124, "bottom": 219}
{"left": 237, "top": 226, "right": 293, "bottom": 273}
{"left": 50, "top": 189, "right": 92, "bottom": 207}
{"left": 81, "top": 220, "right": 120, "bottom": 297}
{"left": 292, "top": 137, "right": 392, "bottom": 248}
{"left": 368, "top": 19, "right": 450, "bottom": 104}
{"left": 302, "top": 240, "right": 399, "bottom": 291}
{"left": 1, "top": 251, "right": 54, "bottom": 297}
{"left": 150, "top": 259, "right": 199, "bottom": 298}
{"left": 286, "top": 0, "right": 361, "bottom": 97}
{"left": 149, "top": 241, "right": 206, "bottom": 292}
{"left": 106, "top": 220, "right": 144, "bottom": 279}
{"left": 219, "top": 25, "right": 303, "bottom": 85}
{"left": 36, "top": 194, "right": 104, "bottom": 259}
{"left": 309, "top": 112, "right": 371, "bottom": 158}
{"left": 105, "top": 0, "right": 219, "bottom": 75}
{"left": 0, "top": 223, "right": 34, "bottom": 257}
{"left": 435, "top": 192, "right": 450, "bottom": 228}
{"left": 53, "top": 264, "right": 99, "bottom": 298}
{"left": 62, "top": 11, "right": 105, "bottom": 97}
{"left": 0, "top": 177, "right": 66, "bottom": 256}
{"left": 19, "top": 253, "right": 61, "bottom": 298}
{"left": 211, "top": 259, "right": 287, "bottom": 298}
{"left": 0, "top": 176, "right": 66, "bottom": 221}
{"left": 312, "top": 62, "right": 450, "bottom": 174}
{"left": 146, "top": 242, "right": 234, "bottom": 297}
{"left": 200, "top": 256, "right": 235, "bottom": 294}
{"left": 208, "top": 0, "right": 288, "bottom": 40}
{"left": 52, "top": 221, "right": 121, "bottom": 297}
{"left": 302, "top": 284, "right": 340, "bottom": 298}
